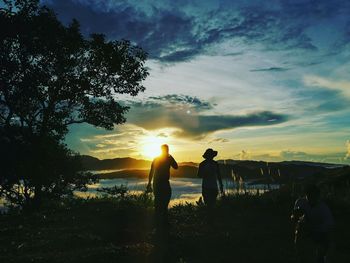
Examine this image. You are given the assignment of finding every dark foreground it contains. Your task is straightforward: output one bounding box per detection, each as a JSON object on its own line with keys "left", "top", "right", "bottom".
{"left": 0, "top": 192, "right": 349, "bottom": 263}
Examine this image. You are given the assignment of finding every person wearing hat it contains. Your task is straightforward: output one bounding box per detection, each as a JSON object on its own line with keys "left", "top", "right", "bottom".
{"left": 197, "top": 148, "right": 224, "bottom": 206}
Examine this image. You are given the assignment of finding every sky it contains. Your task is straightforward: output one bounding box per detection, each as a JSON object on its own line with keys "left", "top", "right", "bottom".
{"left": 43, "top": 0, "right": 350, "bottom": 163}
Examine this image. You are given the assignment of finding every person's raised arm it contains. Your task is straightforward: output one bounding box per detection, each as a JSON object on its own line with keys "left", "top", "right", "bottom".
{"left": 146, "top": 160, "right": 155, "bottom": 192}
{"left": 217, "top": 162, "right": 224, "bottom": 194}
{"left": 169, "top": 155, "right": 178, "bottom": 169}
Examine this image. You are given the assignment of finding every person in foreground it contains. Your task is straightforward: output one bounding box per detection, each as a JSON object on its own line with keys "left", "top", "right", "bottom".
{"left": 146, "top": 144, "right": 178, "bottom": 227}
{"left": 307, "top": 184, "right": 335, "bottom": 263}
{"left": 291, "top": 188, "right": 312, "bottom": 263}
{"left": 197, "top": 148, "right": 224, "bottom": 207}
{"left": 291, "top": 184, "right": 335, "bottom": 263}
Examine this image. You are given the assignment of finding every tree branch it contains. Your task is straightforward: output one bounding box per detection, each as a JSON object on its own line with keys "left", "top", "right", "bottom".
{"left": 64, "top": 119, "right": 86, "bottom": 126}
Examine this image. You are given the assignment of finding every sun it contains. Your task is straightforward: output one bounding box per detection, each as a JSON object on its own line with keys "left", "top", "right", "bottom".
{"left": 141, "top": 135, "right": 168, "bottom": 159}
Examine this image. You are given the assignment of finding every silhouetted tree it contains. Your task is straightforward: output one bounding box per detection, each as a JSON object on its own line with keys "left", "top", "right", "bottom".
{"left": 0, "top": 131, "right": 97, "bottom": 207}
{"left": 0, "top": 0, "right": 148, "bottom": 207}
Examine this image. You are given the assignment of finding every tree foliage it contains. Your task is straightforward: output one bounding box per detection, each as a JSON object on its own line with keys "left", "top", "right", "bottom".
{"left": 0, "top": 0, "right": 148, "bottom": 138}
{"left": 0, "top": 0, "right": 149, "bottom": 207}
{"left": 0, "top": 132, "right": 98, "bottom": 207}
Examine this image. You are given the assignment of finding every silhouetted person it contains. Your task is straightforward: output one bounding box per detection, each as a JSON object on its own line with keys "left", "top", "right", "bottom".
{"left": 292, "top": 184, "right": 335, "bottom": 263}
{"left": 306, "top": 184, "right": 334, "bottom": 263}
{"left": 147, "top": 144, "right": 178, "bottom": 227}
{"left": 291, "top": 192, "right": 312, "bottom": 263}
{"left": 197, "top": 148, "right": 224, "bottom": 207}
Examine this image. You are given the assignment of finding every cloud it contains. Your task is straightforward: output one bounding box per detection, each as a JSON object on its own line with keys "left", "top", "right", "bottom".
{"left": 42, "top": 0, "right": 197, "bottom": 62}
{"left": 45, "top": 0, "right": 350, "bottom": 161}
{"left": 126, "top": 95, "right": 289, "bottom": 138}
{"left": 157, "top": 132, "right": 168, "bottom": 138}
{"left": 148, "top": 94, "right": 214, "bottom": 110}
{"left": 279, "top": 150, "right": 309, "bottom": 160}
{"left": 209, "top": 138, "right": 229, "bottom": 143}
{"left": 250, "top": 67, "right": 290, "bottom": 72}
{"left": 43, "top": 0, "right": 350, "bottom": 63}
{"left": 239, "top": 150, "right": 250, "bottom": 160}
{"left": 278, "top": 150, "right": 350, "bottom": 164}
{"left": 304, "top": 75, "right": 350, "bottom": 98}
{"left": 65, "top": 123, "right": 148, "bottom": 158}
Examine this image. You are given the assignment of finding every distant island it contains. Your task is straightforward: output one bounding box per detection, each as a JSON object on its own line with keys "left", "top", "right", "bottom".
{"left": 80, "top": 155, "right": 349, "bottom": 184}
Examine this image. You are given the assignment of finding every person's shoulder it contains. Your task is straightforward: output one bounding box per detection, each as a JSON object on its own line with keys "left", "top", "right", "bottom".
{"left": 167, "top": 155, "right": 176, "bottom": 162}
{"left": 295, "top": 197, "right": 307, "bottom": 205}
{"left": 294, "top": 197, "right": 310, "bottom": 211}
{"left": 318, "top": 201, "right": 332, "bottom": 212}
{"left": 199, "top": 160, "right": 207, "bottom": 166}
{"left": 210, "top": 160, "right": 219, "bottom": 166}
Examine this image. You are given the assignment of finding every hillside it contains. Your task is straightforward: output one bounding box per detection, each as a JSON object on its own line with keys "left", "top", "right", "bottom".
{"left": 98, "top": 165, "right": 198, "bottom": 179}
{"left": 81, "top": 155, "right": 349, "bottom": 181}
{"left": 1, "top": 189, "right": 349, "bottom": 263}
{"left": 80, "top": 155, "right": 152, "bottom": 170}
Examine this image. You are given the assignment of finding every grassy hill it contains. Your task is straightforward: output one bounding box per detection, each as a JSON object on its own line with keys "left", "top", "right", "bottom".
{"left": 1, "top": 188, "right": 349, "bottom": 263}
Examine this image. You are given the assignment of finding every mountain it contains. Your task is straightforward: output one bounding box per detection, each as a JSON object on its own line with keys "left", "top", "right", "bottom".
{"left": 218, "top": 159, "right": 349, "bottom": 184}
{"left": 80, "top": 155, "right": 198, "bottom": 171}
{"left": 80, "top": 155, "right": 349, "bottom": 181}
{"left": 79, "top": 155, "right": 151, "bottom": 170}
{"left": 99, "top": 165, "right": 198, "bottom": 179}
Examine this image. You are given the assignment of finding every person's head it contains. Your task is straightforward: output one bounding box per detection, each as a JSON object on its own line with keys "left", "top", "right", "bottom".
{"left": 202, "top": 148, "right": 218, "bottom": 160}
{"left": 160, "top": 144, "right": 169, "bottom": 156}
{"left": 305, "top": 184, "right": 320, "bottom": 206}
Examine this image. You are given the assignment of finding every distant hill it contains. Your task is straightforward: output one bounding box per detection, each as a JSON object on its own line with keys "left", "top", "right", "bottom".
{"left": 99, "top": 169, "right": 148, "bottom": 179}
{"left": 80, "top": 155, "right": 348, "bottom": 181}
{"left": 218, "top": 159, "right": 344, "bottom": 169}
{"left": 80, "top": 155, "right": 199, "bottom": 179}
{"left": 217, "top": 159, "right": 348, "bottom": 184}
{"left": 99, "top": 165, "right": 198, "bottom": 179}
{"left": 79, "top": 155, "right": 151, "bottom": 170}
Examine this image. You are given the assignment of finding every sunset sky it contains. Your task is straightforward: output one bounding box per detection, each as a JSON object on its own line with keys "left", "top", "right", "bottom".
{"left": 44, "top": 0, "right": 350, "bottom": 163}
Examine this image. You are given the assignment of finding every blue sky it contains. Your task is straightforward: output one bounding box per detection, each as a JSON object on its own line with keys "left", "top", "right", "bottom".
{"left": 43, "top": 0, "right": 350, "bottom": 163}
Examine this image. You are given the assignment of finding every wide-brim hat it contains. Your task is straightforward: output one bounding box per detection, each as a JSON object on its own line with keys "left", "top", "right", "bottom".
{"left": 203, "top": 148, "right": 218, "bottom": 159}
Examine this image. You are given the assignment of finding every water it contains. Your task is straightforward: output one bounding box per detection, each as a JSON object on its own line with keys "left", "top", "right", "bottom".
{"left": 76, "top": 178, "right": 279, "bottom": 207}
{"left": 0, "top": 178, "right": 279, "bottom": 212}
{"left": 75, "top": 178, "right": 203, "bottom": 206}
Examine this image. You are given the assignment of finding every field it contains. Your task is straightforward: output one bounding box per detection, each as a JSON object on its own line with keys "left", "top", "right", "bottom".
{"left": 1, "top": 187, "right": 349, "bottom": 263}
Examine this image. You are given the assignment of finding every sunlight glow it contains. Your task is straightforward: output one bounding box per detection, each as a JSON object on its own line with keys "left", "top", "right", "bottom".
{"left": 141, "top": 135, "right": 168, "bottom": 159}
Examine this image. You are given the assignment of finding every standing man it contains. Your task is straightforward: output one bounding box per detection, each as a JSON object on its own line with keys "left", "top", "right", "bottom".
{"left": 147, "top": 144, "right": 178, "bottom": 227}
{"left": 306, "top": 184, "right": 335, "bottom": 263}
{"left": 291, "top": 184, "right": 335, "bottom": 263}
{"left": 197, "top": 148, "right": 224, "bottom": 207}
{"left": 291, "top": 192, "right": 312, "bottom": 263}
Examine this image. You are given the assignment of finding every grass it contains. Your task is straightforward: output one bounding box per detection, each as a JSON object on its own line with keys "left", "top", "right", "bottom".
{"left": 0, "top": 189, "right": 349, "bottom": 263}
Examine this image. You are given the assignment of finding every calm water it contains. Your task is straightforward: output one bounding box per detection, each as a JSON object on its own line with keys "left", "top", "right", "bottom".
{"left": 0, "top": 178, "right": 278, "bottom": 213}
{"left": 77, "top": 178, "right": 279, "bottom": 207}
{"left": 76, "top": 178, "right": 202, "bottom": 206}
